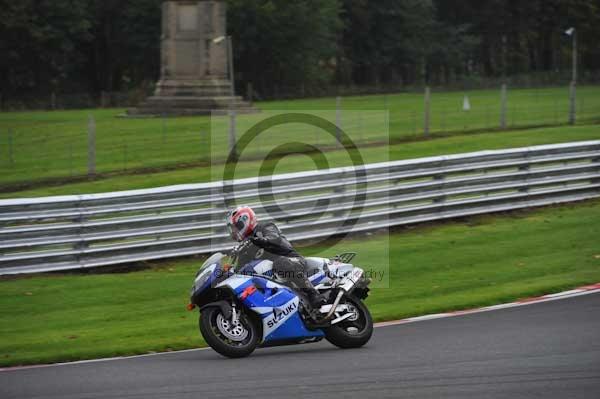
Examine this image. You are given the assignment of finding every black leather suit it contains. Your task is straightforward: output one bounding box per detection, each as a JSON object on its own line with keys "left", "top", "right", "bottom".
{"left": 235, "top": 222, "right": 324, "bottom": 308}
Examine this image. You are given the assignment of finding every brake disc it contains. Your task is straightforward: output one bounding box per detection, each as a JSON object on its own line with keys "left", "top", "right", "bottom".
{"left": 216, "top": 313, "right": 249, "bottom": 342}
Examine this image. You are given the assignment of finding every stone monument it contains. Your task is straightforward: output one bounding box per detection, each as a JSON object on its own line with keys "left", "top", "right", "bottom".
{"left": 128, "top": 0, "right": 257, "bottom": 116}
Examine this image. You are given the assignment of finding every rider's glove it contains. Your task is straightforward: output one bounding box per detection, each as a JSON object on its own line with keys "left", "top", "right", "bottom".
{"left": 251, "top": 236, "right": 268, "bottom": 247}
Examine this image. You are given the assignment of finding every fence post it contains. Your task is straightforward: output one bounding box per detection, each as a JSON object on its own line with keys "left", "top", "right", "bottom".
{"left": 247, "top": 82, "right": 254, "bottom": 105}
{"left": 87, "top": 115, "right": 96, "bottom": 176}
{"left": 123, "top": 143, "right": 128, "bottom": 171}
{"left": 433, "top": 169, "right": 447, "bottom": 204}
{"left": 500, "top": 84, "right": 508, "bottom": 130}
{"left": 358, "top": 113, "right": 364, "bottom": 142}
{"left": 8, "top": 128, "right": 14, "bottom": 166}
{"left": 412, "top": 111, "right": 417, "bottom": 135}
{"left": 336, "top": 96, "right": 342, "bottom": 146}
{"left": 424, "top": 87, "right": 431, "bottom": 137}
{"left": 69, "top": 141, "right": 73, "bottom": 176}
{"left": 569, "top": 81, "right": 576, "bottom": 125}
{"left": 101, "top": 91, "right": 110, "bottom": 108}
{"left": 161, "top": 113, "right": 167, "bottom": 145}
{"left": 511, "top": 105, "right": 516, "bottom": 126}
{"left": 200, "top": 130, "right": 208, "bottom": 162}
{"left": 228, "top": 110, "right": 238, "bottom": 160}
{"left": 441, "top": 108, "right": 447, "bottom": 132}
{"left": 51, "top": 92, "right": 57, "bottom": 110}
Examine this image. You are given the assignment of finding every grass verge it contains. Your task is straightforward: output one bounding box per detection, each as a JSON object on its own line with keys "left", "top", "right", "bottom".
{"left": 1, "top": 85, "right": 599, "bottom": 188}
{"left": 3, "top": 123, "right": 600, "bottom": 198}
{"left": 1, "top": 198, "right": 599, "bottom": 367}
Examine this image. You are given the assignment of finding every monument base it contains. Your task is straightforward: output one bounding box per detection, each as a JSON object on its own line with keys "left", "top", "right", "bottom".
{"left": 127, "top": 79, "right": 259, "bottom": 117}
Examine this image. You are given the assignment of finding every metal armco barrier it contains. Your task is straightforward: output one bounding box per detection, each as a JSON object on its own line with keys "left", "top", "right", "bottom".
{"left": 1, "top": 141, "right": 599, "bottom": 275}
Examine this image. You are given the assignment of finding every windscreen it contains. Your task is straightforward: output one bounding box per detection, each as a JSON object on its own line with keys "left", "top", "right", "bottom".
{"left": 198, "top": 253, "right": 225, "bottom": 274}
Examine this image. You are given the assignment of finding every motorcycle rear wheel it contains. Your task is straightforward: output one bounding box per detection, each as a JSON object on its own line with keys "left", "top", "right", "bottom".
{"left": 199, "top": 306, "right": 259, "bottom": 358}
{"left": 325, "top": 296, "right": 373, "bottom": 349}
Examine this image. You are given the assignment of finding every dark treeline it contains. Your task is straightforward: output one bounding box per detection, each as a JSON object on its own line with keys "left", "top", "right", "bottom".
{"left": 1, "top": 0, "right": 599, "bottom": 101}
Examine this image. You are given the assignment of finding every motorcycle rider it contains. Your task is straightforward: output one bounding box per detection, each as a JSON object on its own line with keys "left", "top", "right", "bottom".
{"left": 226, "top": 206, "right": 326, "bottom": 318}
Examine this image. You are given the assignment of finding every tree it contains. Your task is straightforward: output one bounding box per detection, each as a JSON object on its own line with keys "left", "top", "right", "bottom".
{"left": 1, "top": 0, "right": 600, "bottom": 104}
{"left": 86, "top": 0, "right": 161, "bottom": 92}
{"left": 339, "top": 0, "right": 478, "bottom": 87}
{"left": 339, "top": 0, "right": 438, "bottom": 85}
{"left": 0, "top": 0, "right": 93, "bottom": 95}
{"left": 433, "top": 0, "right": 600, "bottom": 78}
{"left": 227, "top": 0, "right": 342, "bottom": 96}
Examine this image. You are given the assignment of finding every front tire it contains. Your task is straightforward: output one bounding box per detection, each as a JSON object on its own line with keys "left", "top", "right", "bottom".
{"left": 199, "top": 306, "right": 259, "bottom": 358}
{"left": 325, "top": 296, "right": 373, "bottom": 349}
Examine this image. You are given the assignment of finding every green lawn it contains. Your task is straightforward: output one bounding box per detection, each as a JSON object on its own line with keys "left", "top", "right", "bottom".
{"left": 1, "top": 198, "right": 599, "bottom": 367}
{"left": 1, "top": 86, "right": 599, "bottom": 188}
{"left": 3, "top": 123, "right": 600, "bottom": 199}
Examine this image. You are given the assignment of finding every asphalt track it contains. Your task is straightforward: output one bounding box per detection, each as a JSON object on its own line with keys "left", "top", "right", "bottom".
{"left": 2, "top": 292, "right": 599, "bottom": 399}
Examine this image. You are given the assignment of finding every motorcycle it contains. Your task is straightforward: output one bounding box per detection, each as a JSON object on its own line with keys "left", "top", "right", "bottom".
{"left": 188, "top": 247, "right": 373, "bottom": 358}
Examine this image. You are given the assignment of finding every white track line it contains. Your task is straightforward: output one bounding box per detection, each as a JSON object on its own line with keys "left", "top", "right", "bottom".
{"left": 0, "top": 348, "right": 211, "bottom": 373}
{"left": 2, "top": 283, "right": 599, "bottom": 372}
{"left": 375, "top": 283, "right": 600, "bottom": 328}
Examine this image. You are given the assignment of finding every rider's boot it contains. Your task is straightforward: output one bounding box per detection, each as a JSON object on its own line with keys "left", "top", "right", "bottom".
{"left": 306, "top": 289, "right": 327, "bottom": 312}
{"left": 276, "top": 260, "right": 328, "bottom": 322}
{"left": 300, "top": 282, "right": 328, "bottom": 322}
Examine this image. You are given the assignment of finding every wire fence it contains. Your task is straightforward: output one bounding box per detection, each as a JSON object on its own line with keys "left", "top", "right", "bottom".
{"left": 0, "top": 90, "right": 153, "bottom": 112}
{"left": 5, "top": 70, "right": 600, "bottom": 110}
{"left": 1, "top": 85, "right": 599, "bottom": 190}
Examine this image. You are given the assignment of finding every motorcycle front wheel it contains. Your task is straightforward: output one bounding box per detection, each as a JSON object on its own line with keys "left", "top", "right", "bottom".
{"left": 199, "top": 305, "right": 260, "bottom": 358}
{"left": 325, "top": 296, "right": 373, "bottom": 349}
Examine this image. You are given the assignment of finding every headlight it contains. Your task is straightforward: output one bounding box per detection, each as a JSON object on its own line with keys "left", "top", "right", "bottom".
{"left": 191, "top": 264, "right": 217, "bottom": 294}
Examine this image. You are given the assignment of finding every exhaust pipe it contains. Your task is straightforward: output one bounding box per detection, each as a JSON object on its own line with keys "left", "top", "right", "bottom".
{"left": 322, "top": 268, "right": 365, "bottom": 322}
{"left": 324, "top": 290, "right": 345, "bottom": 320}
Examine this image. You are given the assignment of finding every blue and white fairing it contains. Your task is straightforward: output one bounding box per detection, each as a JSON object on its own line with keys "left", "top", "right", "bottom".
{"left": 192, "top": 255, "right": 360, "bottom": 345}
{"left": 190, "top": 253, "right": 233, "bottom": 296}
{"left": 216, "top": 271, "right": 324, "bottom": 343}
{"left": 238, "top": 258, "right": 330, "bottom": 286}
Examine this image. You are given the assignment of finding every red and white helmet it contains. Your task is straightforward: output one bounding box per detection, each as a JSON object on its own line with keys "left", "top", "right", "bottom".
{"left": 226, "top": 206, "right": 258, "bottom": 242}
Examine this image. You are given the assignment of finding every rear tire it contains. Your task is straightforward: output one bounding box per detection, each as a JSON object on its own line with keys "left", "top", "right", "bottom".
{"left": 199, "top": 306, "right": 259, "bottom": 358}
{"left": 325, "top": 296, "right": 373, "bottom": 349}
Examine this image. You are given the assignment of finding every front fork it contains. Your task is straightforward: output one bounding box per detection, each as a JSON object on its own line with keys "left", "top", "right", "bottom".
{"left": 231, "top": 303, "right": 239, "bottom": 324}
